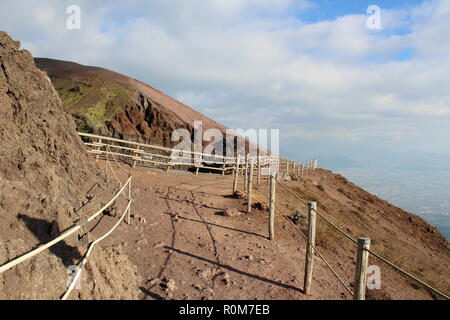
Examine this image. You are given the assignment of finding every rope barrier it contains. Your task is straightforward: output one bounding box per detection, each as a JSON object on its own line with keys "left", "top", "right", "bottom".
{"left": 253, "top": 184, "right": 354, "bottom": 296}
{"left": 62, "top": 147, "right": 133, "bottom": 300}
{"left": 106, "top": 145, "right": 131, "bottom": 177}
{"left": 275, "top": 178, "right": 357, "bottom": 244}
{"left": 0, "top": 177, "right": 131, "bottom": 275}
{"left": 62, "top": 200, "right": 132, "bottom": 300}
{"left": 367, "top": 248, "right": 449, "bottom": 299}
{"left": 271, "top": 178, "right": 449, "bottom": 300}
{"left": 105, "top": 146, "right": 131, "bottom": 201}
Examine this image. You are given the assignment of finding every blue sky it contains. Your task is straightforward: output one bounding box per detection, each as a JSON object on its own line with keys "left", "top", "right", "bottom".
{"left": 1, "top": 0, "right": 449, "bottom": 170}
{"left": 300, "top": 0, "right": 423, "bottom": 21}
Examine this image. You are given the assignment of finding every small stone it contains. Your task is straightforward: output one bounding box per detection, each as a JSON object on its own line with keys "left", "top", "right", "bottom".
{"left": 146, "top": 278, "right": 159, "bottom": 286}
{"left": 154, "top": 241, "right": 165, "bottom": 248}
{"left": 197, "top": 269, "right": 214, "bottom": 279}
{"left": 198, "top": 242, "right": 206, "bottom": 248}
{"left": 136, "top": 239, "right": 148, "bottom": 246}
{"left": 192, "top": 284, "right": 203, "bottom": 291}
{"left": 233, "top": 191, "right": 246, "bottom": 199}
{"left": 160, "top": 277, "right": 176, "bottom": 291}
{"left": 241, "top": 255, "right": 254, "bottom": 261}
{"left": 252, "top": 202, "right": 269, "bottom": 211}
{"left": 222, "top": 208, "right": 242, "bottom": 217}
{"left": 219, "top": 272, "right": 231, "bottom": 286}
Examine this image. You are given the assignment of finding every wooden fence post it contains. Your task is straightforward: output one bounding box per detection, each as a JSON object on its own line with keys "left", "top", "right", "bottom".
{"left": 127, "top": 178, "right": 132, "bottom": 225}
{"left": 222, "top": 159, "right": 226, "bottom": 176}
{"left": 247, "top": 162, "right": 254, "bottom": 213}
{"left": 232, "top": 157, "right": 239, "bottom": 194}
{"left": 95, "top": 138, "right": 102, "bottom": 162}
{"left": 133, "top": 146, "right": 140, "bottom": 168}
{"left": 269, "top": 173, "right": 276, "bottom": 240}
{"left": 304, "top": 201, "right": 317, "bottom": 295}
{"left": 257, "top": 156, "right": 261, "bottom": 185}
{"left": 244, "top": 153, "right": 249, "bottom": 191}
{"left": 354, "top": 237, "right": 371, "bottom": 300}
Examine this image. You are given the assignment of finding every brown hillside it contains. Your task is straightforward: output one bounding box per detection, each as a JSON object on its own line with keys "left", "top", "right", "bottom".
{"left": 34, "top": 58, "right": 230, "bottom": 148}
{"left": 0, "top": 32, "right": 141, "bottom": 299}
{"left": 95, "top": 162, "right": 450, "bottom": 300}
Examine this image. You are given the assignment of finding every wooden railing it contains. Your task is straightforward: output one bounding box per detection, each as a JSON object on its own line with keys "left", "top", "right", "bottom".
{"left": 78, "top": 132, "right": 318, "bottom": 177}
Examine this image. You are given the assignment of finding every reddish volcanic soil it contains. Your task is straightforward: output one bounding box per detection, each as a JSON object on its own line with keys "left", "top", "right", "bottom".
{"left": 95, "top": 160, "right": 449, "bottom": 300}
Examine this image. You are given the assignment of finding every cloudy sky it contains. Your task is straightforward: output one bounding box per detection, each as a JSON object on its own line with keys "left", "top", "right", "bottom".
{"left": 1, "top": 0, "right": 449, "bottom": 170}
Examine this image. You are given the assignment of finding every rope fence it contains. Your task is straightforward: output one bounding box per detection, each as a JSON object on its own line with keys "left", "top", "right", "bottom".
{"left": 275, "top": 180, "right": 358, "bottom": 245}
{"left": 234, "top": 159, "right": 449, "bottom": 300}
{"left": 6, "top": 130, "right": 440, "bottom": 300}
{"left": 253, "top": 184, "right": 354, "bottom": 296}
{"left": 276, "top": 178, "right": 449, "bottom": 299}
{"left": 0, "top": 147, "right": 133, "bottom": 300}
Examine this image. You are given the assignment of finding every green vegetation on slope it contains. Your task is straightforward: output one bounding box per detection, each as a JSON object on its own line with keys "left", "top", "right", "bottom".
{"left": 53, "top": 78, "right": 132, "bottom": 132}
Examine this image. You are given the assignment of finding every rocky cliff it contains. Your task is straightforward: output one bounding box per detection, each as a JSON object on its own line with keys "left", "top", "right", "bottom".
{"left": 0, "top": 31, "right": 141, "bottom": 300}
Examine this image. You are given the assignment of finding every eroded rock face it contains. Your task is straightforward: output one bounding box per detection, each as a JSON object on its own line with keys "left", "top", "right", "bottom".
{"left": 34, "top": 58, "right": 256, "bottom": 155}
{"left": 106, "top": 93, "right": 192, "bottom": 147}
{"left": 0, "top": 31, "right": 141, "bottom": 300}
{"left": 0, "top": 31, "right": 102, "bottom": 230}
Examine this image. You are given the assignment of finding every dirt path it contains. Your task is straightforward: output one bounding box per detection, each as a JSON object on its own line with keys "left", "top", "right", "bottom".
{"left": 98, "top": 162, "right": 350, "bottom": 300}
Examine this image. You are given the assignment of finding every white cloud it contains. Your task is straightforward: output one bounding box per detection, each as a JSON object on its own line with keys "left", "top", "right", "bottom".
{"left": 0, "top": 0, "right": 449, "bottom": 166}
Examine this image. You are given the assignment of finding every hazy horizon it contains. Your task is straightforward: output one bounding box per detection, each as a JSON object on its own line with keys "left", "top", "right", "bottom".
{"left": 333, "top": 167, "right": 450, "bottom": 241}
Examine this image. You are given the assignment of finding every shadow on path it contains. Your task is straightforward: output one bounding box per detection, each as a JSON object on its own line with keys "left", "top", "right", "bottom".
{"left": 167, "top": 246, "right": 304, "bottom": 294}
{"left": 164, "top": 213, "right": 267, "bottom": 239}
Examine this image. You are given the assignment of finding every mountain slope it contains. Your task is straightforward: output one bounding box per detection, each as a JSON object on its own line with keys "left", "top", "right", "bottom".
{"left": 35, "top": 58, "right": 230, "bottom": 148}
{"left": 30, "top": 56, "right": 449, "bottom": 300}
{"left": 97, "top": 162, "right": 450, "bottom": 300}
